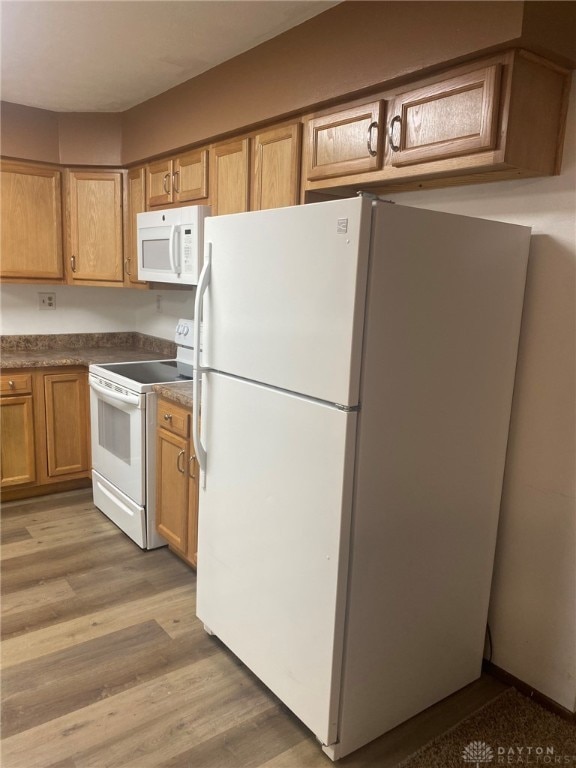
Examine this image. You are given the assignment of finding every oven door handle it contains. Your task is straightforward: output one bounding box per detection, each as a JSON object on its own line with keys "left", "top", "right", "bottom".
{"left": 89, "top": 379, "right": 141, "bottom": 409}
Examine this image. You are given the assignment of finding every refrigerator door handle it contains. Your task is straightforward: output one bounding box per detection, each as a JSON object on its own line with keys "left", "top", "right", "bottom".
{"left": 193, "top": 244, "right": 211, "bottom": 486}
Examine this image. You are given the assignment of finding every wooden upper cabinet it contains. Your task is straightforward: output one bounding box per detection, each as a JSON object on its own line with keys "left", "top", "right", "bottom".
{"left": 211, "top": 138, "right": 250, "bottom": 216}
{"left": 147, "top": 149, "right": 208, "bottom": 208}
{"left": 147, "top": 158, "right": 173, "bottom": 207}
{"left": 67, "top": 170, "right": 124, "bottom": 284}
{"left": 0, "top": 162, "right": 63, "bottom": 281}
{"left": 125, "top": 166, "right": 147, "bottom": 287}
{"left": 251, "top": 124, "right": 301, "bottom": 211}
{"left": 306, "top": 101, "right": 383, "bottom": 181}
{"left": 387, "top": 65, "right": 502, "bottom": 167}
{"left": 173, "top": 149, "right": 208, "bottom": 203}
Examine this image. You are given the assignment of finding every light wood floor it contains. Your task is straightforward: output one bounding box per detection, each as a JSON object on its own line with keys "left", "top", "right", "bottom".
{"left": 1, "top": 489, "right": 507, "bottom": 768}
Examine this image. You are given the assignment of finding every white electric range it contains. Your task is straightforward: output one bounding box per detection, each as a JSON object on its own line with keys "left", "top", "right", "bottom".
{"left": 88, "top": 319, "right": 195, "bottom": 549}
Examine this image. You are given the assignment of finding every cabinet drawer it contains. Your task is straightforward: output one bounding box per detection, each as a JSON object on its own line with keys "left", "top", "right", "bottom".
{"left": 157, "top": 399, "right": 190, "bottom": 438}
{"left": 0, "top": 373, "right": 33, "bottom": 395}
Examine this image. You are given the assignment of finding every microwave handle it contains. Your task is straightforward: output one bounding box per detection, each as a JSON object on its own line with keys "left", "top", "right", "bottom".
{"left": 168, "top": 225, "right": 181, "bottom": 275}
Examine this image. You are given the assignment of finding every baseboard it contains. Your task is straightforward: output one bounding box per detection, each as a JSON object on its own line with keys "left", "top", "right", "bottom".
{"left": 1, "top": 477, "right": 92, "bottom": 503}
{"left": 483, "top": 660, "right": 576, "bottom": 722}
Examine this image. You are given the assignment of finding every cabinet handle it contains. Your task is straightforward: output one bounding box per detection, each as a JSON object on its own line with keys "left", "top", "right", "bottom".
{"left": 172, "top": 170, "right": 180, "bottom": 194}
{"left": 163, "top": 173, "right": 171, "bottom": 195}
{"left": 367, "top": 121, "right": 379, "bottom": 157}
{"left": 8, "top": 380, "right": 15, "bottom": 389}
{"left": 70, "top": 255, "right": 77, "bottom": 272}
{"left": 124, "top": 258, "right": 131, "bottom": 276}
{"left": 189, "top": 455, "right": 196, "bottom": 479}
{"left": 176, "top": 449, "right": 186, "bottom": 473}
{"left": 388, "top": 115, "right": 402, "bottom": 152}
{"left": 163, "top": 413, "right": 172, "bottom": 422}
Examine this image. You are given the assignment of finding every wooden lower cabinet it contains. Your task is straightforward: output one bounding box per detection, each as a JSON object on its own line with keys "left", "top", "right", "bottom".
{"left": 155, "top": 397, "right": 198, "bottom": 568}
{"left": 0, "top": 367, "right": 91, "bottom": 500}
{"left": 0, "top": 392, "right": 36, "bottom": 487}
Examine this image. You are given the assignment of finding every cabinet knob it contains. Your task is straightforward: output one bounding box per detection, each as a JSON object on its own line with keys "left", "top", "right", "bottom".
{"left": 70, "top": 255, "right": 77, "bottom": 272}
{"left": 8, "top": 380, "right": 15, "bottom": 389}
{"left": 177, "top": 449, "right": 186, "bottom": 473}
{"left": 163, "top": 413, "right": 172, "bottom": 421}
{"left": 162, "top": 173, "right": 171, "bottom": 195}
{"left": 189, "top": 455, "right": 196, "bottom": 479}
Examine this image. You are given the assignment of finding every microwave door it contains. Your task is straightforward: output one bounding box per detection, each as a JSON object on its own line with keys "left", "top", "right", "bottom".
{"left": 138, "top": 225, "right": 179, "bottom": 281}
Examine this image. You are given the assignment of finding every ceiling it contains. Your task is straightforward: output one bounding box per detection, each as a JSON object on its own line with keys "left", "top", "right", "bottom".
{"left": 0, "top": 0, "right": 340, "bottom": 113}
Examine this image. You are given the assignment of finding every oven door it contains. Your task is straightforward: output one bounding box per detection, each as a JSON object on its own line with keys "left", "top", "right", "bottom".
{"left": 89, "top": 375, "right": 146, "bottom": 505}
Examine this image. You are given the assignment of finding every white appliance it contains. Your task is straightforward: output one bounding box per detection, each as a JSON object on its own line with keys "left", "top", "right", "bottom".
{"left": 192, "top": 197, "right": 531, "bottom": 760}
{"left": 89, "top": 320, "right": 195, "bottom": 549}
{"left": 137, "top": 205, "right": 210, "bottom": 284}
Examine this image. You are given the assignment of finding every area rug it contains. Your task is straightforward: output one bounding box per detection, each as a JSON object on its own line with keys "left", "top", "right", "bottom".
{"left": 398, "top": 689, "right": 575, "bottom": 768}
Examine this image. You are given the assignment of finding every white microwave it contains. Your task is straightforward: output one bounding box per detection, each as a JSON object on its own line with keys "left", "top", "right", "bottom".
{"left": 137, "top": 205, "right": 210, "bottom": 285}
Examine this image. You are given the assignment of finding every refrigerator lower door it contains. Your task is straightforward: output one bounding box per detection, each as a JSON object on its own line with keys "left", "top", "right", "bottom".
{"left": 196, "top": 372, "right": 357, "bottom": 746}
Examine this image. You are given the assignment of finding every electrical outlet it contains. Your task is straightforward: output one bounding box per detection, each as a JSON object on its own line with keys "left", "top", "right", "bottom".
{"left": 39, "top": 292, "right": 56, "bottom": 310}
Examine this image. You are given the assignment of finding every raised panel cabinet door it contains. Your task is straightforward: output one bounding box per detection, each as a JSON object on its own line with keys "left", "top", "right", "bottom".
{"left": 155, "top": 427, "right": 189, "bottom": 552}
{"left": 174, "top": 149, "right": 209, "bottom": 203}
{"left": 211, "top": 139, "right": 250, "bottom": 216}
{"left": 147, "top": 159, "right": 174, "bottom": 207}
{"left": 251, "top": 124, "right": 302, "bottom": 211}
{"left": 125, "top": 167, "right": 147, "bottom": 286}
{"left": 387, "top": 65, "right": 502, "bottom": 167}
{"left": 0, "top": 163, "right": 63, "bottom": 280}
{"left": 43, "top": 372, "right": 90, "bottom": 478}
{"left": 0, "top": 395, "right": 36, "bottom": 487}
{"left": 68, "top": 171, "right": 123, "bottom": 283}
{"left": 306, "top": 101, "right": 383, "bottom": 181}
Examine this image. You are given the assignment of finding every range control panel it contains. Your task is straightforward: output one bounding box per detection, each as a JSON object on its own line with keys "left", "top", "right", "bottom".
{"left": 175, "top": 318, "right": 194, "bottom": 347}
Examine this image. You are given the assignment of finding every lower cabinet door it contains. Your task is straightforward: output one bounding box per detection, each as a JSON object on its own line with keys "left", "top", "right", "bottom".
{"left": 155, "top": 427, "right": 189, "bottom": 552}
{"left": 44, "top": 371, "right": 90, "bottom": 478}
{"left": 0, "top": 395, "right": 36, "bottom": 487}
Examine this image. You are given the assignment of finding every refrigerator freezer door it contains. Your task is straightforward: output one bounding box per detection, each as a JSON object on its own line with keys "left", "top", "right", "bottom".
{"left": 201, "top": 196, "right": 372, "bottom": 407}
{"left": 196, "top": 372, "right": 357, "bottom": 746}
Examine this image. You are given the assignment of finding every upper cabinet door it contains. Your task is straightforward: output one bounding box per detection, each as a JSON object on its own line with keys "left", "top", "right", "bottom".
{"left": 306, "top": 101, "right": 383, "bottom": 181}
{"left": 251, "top": 123, "right": 301, "bottom": 211}
{"left": 147, "top": 158, "right": 174, "bottom": 207}
{"left": 125, "top": 166, "right": 147, "bottom": 287}
{"left": 173, "top": 149, "right": 208, "bottom": 203}
{"left": 210, "top": 138, "right": 250, "bottom": 216}
{"left": 67, "top": 171, "right": 124, "bottom": 283}
{"left": 387, "top": 65, "right": 502, "bottom": 167}
{"left": 0, "top": 162, "right": 63, "bottom": 280}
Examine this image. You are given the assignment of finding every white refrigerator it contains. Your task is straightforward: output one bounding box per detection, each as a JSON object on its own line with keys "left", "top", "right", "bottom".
{"left": 192, "top": 197, "right": 530, "bottom": 760}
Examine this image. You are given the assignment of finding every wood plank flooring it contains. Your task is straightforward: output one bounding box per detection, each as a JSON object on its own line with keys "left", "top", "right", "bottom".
{"left": 1, "top": 489, "right": 507, "bottom": 768}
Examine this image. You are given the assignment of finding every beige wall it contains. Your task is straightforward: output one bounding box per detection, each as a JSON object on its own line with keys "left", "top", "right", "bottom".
{"left": 0, "top": 102, "right": 60, "bottom": 163}
{"left": 386, "top": 79, "right": 576, "bottom": 713}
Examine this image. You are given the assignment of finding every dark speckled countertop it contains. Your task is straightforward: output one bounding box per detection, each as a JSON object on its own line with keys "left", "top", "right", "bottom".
{"left": 1, "top": 332, "right": 176, "bottom": 369}
{"left": 153, "top": 382, "right": 193, "bottom": 408}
